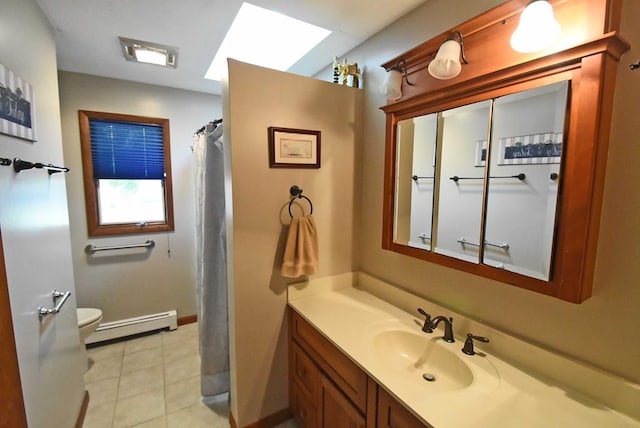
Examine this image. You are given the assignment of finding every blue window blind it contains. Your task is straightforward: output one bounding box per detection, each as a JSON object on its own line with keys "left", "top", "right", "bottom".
{"left": 89, "top": 119, "right": 166, "bottom": 180}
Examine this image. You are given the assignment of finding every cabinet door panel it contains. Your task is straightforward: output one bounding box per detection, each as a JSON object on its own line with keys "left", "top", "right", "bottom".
{"left": 291, "top": 310, "right": 368, "bottom": 412}
{"left": 377, "top": 388, "right": 428, "bottom": 428}
{"left": 292, "top": 380, "right": 317, "bottom": 428}
{"left": 292, "top": 342, "right": 318, "bottom": 398}
{"left": 319, "top": 375, "right": 366, "bottom": 428}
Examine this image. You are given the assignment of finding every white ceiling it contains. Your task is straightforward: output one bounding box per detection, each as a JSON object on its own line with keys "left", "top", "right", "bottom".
{"left": 37, "top": 0, "right": 427, "bottom": 95}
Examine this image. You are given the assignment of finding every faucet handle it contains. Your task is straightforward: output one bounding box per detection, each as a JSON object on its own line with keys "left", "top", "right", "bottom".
{"left": 417, "top": 308, "right": 432, "bottom": 333}
{"left": 461, "top": 333, "right": 490, "bottom": 355}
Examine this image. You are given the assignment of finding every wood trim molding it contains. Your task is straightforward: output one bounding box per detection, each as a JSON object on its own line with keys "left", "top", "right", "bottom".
{"left": 177, "top": 314, "right": 197, "bottom": 326}
{"left": 77, "top": 110, "right": 175, "bottom": 237}
{"left": 74, "top": 391, "right": 90, "bottom": 428}
{"left": 0, "top": 228, "right": 28, "bottom": 428}
{"left": 229, "top": 408, "right": 291, "bottom": 428}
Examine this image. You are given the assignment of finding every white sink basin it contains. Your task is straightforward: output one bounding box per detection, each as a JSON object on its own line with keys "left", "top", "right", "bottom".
{"left": 373, "top": 329, "right": 474, "bottom": 390}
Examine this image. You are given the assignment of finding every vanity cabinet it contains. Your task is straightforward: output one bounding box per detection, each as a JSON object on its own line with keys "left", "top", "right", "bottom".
{"left": 289, "top": 308, "right": 427, "bottom": 428}
{"left": 377, "top": 388, "right": 428, "bottom": 428}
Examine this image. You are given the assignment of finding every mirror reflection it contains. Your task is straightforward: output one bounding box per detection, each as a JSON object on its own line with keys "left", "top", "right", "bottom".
{"left": 394, "top": 113, "right": 438, "bottom": 250}
{"left": 483, "top": 81, "right": 568, "bottom": 280}
{"left": 434, "top": 100, "right": 491, "bottom": 263}
{"left": 392, "top": 80, "right": 569, "bottom": 281}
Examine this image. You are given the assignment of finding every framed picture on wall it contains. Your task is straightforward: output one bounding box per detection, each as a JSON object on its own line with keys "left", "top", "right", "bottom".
{"left": 475, "top": 140, "right": 486, "bottom": 167}
{"left": 475, "top": 132, "right": 562, "bottom": 167}
{"left": 0, "top": 64, "right": 36, "bottom": 142}
{"left": 268, "top": 127, "right": 321, "bottom": 169}
{"left": 497, "top": 132, "right": 562, "bottom": 165}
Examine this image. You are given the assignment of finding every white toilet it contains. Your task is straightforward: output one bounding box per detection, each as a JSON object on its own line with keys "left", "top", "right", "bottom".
{"left": 77, "top": 308, "right": 103, "bottom": 372}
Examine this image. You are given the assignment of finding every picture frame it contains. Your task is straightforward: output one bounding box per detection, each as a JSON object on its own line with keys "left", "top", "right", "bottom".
{"left": 475, "top": 132, "right": 563, "bottom": 167}
{"left": 0, "top": 63, "right": 36, "bottom": 142}
{"left": 474, "top": 140, "right": 487, "bottom": 167}
{"left": 268, "top": 127, "right": 320, "bottom": 169}
{"left": 497, "top": 132, "right": 562, "bottom": 165}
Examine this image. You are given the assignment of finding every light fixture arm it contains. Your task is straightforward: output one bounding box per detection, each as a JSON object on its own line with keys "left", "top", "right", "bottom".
{"left": 448, "top": 31, "right": 468, "bottom": 64}
{"left": 389, "top": 59, "right": 414, "bottom": 86}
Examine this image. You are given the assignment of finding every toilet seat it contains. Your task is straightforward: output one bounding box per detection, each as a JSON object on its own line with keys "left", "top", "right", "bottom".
{"left": 77, "top": 308, "right": 102, "bottom": 328}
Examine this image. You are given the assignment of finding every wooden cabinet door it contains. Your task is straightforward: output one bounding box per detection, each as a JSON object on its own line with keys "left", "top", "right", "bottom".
{"left": 292, "top": 381, "right": 317, "bottom": 428}
{"left": 319, "top": 374, "right": 366, "bottom": 428}
{"left": 377, "top": 387, "right": 428, "bottom": 428}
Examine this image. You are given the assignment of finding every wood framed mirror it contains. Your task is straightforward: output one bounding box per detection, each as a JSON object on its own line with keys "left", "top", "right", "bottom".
{"left": 380, "top": 0, "right": 629, "bottom": 303}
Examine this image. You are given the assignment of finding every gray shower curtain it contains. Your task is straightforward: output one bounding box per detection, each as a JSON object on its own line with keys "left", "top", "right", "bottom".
{"left": 193, "top": 123, "right": 229, "bottom": 398}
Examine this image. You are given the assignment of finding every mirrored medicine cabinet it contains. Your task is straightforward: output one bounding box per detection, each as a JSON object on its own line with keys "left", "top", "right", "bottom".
{"left": 394, "top": 80, "right": 568, "bottom": 281}
{"left": 380, "top": 0, "right": 630, "bottom": 303}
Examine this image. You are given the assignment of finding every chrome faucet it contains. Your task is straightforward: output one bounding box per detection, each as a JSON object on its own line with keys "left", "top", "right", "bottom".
{"left": 430, "top": 316, "right": 455, "bottom": 343}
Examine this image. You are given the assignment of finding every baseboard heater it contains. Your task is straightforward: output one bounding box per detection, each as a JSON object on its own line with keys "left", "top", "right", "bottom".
{"left": 85, "top": 310, "right": 177, "bottom": 345}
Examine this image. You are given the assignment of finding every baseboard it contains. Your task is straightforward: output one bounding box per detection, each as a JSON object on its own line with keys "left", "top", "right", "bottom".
{"left": 229, "top": 408, "right": 291, "bottom": 428}
{"left": 86, "top": 310, "right": 177, "bottom": 344}
{"left": 177, "top": 314, "right": 197, "bottom": 325}
{"left": 75, "top": 391, "right": 89, "bottom": 428}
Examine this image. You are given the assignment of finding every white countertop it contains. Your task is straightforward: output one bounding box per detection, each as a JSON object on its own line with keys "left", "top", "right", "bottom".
{"left": 288, "top": 273, "right": 640, "bottom": 427}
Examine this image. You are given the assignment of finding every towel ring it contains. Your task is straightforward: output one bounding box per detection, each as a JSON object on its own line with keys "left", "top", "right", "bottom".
{"left": 288, "top": 185, "right": 313, "bottom": 218}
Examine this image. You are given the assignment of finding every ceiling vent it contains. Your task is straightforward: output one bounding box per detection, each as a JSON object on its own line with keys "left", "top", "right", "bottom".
{"left": 119, "top": 37, "right": 177, "bottom": 68}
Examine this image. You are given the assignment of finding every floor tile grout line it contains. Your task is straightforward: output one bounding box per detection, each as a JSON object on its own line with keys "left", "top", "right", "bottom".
{"left": 83, "top": 324, "right": 206, "bottom": 428}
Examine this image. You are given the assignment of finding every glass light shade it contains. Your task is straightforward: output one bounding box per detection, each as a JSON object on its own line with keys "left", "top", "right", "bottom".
{"left": 379, "top": 69, "right": 403, "bottom": 100}
{"left": 510, "top": 0, "right": 560, "bottom": 53}
{"left": 428, "top": 39, "right": 462, "bottom": 80}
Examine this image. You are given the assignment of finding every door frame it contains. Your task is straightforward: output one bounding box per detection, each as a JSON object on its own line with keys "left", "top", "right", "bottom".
{"left": 0, "top": 227, "right": 28, "bottom": 427}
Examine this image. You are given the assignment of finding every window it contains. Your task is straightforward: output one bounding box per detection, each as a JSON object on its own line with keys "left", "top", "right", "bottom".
{"left": 78, "top": 110, "right": 174, "bottom": 236}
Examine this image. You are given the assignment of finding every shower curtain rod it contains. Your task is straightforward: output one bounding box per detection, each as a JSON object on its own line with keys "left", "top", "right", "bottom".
{"left": 195, "top": 118, "right": 223, "bottom": 135}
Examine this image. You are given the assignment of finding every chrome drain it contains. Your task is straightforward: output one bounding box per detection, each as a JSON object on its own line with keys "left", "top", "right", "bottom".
{"left": 422, "top": 373, "right": 436, "bottom": 382}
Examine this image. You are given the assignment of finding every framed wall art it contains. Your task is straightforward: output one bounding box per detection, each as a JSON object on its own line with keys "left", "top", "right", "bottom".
{"left": 0, "top": 64, "right": 36, "bottom": 142}
{"left": 268, "top": 127, "right": 320, "bottom": 169}
{"left": 497, "top": 132, "right": 562, "bottom": 165}
{"left": 475, "top": 132, "right": 562, "bottom": 167}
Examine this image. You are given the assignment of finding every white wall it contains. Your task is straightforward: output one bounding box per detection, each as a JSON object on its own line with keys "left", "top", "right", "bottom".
{"left": 224, "top": 59, "right": 360, "bottom": 426}
{"left": 0, "top": 1, "right": 85, "bottom": 426}
{"left": 483, "top": 84, "right": 566, "bottom": 278}
{"left": 318, "top": 0, "right": 640, "bottom": 384}
{"left": 435, "top": 101, "right": 491, "bottom": 263}
{"left": 58, "top": 71, "right": 221, "bottom": 322}
{"left": 409, "top": 114, "right": 437, "bottom": 249}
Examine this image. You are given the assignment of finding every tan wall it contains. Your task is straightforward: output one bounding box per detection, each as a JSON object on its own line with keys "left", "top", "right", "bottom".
{"left": 224, "top": 59, "right": 360, "bottom": 426}
{"left": 58, "top": 71, "right": 221, "bottom": 322}
{"left": 316, "top": 0, "right": 640, "bottom": 384}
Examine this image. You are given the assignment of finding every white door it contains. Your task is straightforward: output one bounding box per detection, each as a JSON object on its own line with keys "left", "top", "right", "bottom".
{"left": 0, "top": 167, "right": 86, "bottom": 428}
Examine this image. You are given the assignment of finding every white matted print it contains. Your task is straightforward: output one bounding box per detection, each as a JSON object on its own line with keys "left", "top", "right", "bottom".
{"left": 498, "top": 132, "right": 562, "bottom": 165}
{"left": 268, "top": 127, "right": 320, "bottom": 168}
{"left": 475, "top": 132, "right": 563, "bottom": 166}
{"left": 0, "top": 63, "right": 36, "bottom": 141}
{"left": 475, "top": 140, "right": 487, "bottom": 167}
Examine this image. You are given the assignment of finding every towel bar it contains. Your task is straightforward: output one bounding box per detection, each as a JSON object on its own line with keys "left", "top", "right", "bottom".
{"left": 458, "top": 237, "right": 509, "bottom": 251}
{"left": 84, "top": 240, "right": 155, "bottom": 254}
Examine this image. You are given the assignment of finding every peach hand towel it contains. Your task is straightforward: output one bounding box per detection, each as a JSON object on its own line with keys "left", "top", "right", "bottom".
{"left": 281, "top": 215, "right": 319, "bottom": 278}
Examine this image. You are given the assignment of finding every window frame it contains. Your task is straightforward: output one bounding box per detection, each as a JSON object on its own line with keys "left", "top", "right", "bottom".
{"left": 78, "top": 110, "right": 174, "bottom": 236}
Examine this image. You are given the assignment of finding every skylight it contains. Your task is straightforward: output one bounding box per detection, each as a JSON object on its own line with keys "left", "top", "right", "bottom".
{"left": 204, "top": 2, "right": 331, "bottom": 81}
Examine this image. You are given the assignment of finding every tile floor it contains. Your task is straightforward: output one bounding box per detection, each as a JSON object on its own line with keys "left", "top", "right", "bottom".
{"left": 82, "top": 323, "right": 297, "bottom": 428}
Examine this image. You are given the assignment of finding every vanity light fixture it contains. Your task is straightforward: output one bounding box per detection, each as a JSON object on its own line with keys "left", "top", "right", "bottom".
{"left": 119, "top": 37, "right": 177, "bottom": 68}
{"left": 510, "top": 0, "right": 561, "bottom": 53}
{"left": 379, "top": 59, "right": 413, "bottom": 100}
{"left": 427, "top": 31, "right": 468, "bottom": 80}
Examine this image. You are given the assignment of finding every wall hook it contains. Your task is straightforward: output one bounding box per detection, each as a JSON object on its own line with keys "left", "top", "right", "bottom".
{"left": 630, "top": 61, "right": 640, "bottom": 71}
